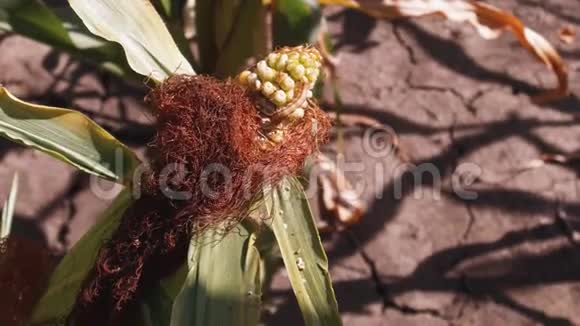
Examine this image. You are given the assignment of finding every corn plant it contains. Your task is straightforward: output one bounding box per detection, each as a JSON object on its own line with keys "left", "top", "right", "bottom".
{"left": 0, "top": 1, "right": 569, "bottom": 326}
{"left": 1, "top": 1, "right": 339, "bottom": 326}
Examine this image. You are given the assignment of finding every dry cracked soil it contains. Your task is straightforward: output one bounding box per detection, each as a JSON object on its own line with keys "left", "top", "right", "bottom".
{"left": 1, "top": 1, "right": 580, "bottom": 325}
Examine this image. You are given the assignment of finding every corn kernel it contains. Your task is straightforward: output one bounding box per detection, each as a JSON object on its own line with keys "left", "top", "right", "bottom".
{"left": 288, "top": 63, "right": 305, "bottom": 81}
{"left": 253, "top": 79, "right": 262, "bottom": 91}
{"left": 306, "top": 68, "right": 319, "bottom": 83}
{"left": 267, "top": 53, "right": 279, "bottom": 67}
{"left": 299, "top": 53, "right": 314, "bottom": 67}
{"left": 289, "top": 108, "right": 305, "bottom": 121}
{"left": 238, "top": 70, "right": 251, "bottom": 85}
{"left": 275, "top": 54, "right": 289, "bottom": 70}
{"left": 261, "top": 81, "right": 276, "bottom": 97}
{"left": 257, "top": 60, "right": 275, "bottom": 81}
{"left": 272, "top": 90, "right": 287, "bottom": 106}
{"left": 247, "top": 72, "right": 258, "bottom": 85}
{"left": 279, "top": 73, "right": 295, "bottom": 91}
{"left": 286, "top": 88, "right": 294, "bottom": 101}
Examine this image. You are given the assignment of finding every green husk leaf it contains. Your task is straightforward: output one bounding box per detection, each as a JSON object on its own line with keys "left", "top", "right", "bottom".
{"left": 0, "top": 87, "right": 139, "bottom": 183}
{"left": 29, "top": 188, "right": 133, "bottom": 325}
{"left": 170, "top": 224, "right": 262, "bottom": 326}
{"left": 267, "top": 177, "right": 341, "bottom": 326}
{"left": 68, "top": 0, "right": 195, "bottom": 82}
{"left": 273, "top": 0, "right": 322, "bottom": 47}
{"left": 0, "top": 172, "right": 18, "bottom": 240}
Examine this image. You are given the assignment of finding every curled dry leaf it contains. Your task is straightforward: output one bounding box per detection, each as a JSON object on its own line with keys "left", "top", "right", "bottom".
{"left": 316, "top": 153, "right": 365, "bottom": 226}
{"left": 319, "top": 0, "right": 569, "bottom": 103}
{"left": 311, "top": 112, "right": 408, "bottom": 227}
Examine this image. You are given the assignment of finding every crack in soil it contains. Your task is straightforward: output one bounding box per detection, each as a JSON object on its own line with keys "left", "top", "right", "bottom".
{"left": 405, "top": 76, "right": 499, "bottom": 119}
{"left": 392, "top": 23, "right": 418, "bottom": 65}
{"left": 407, "top": 78, "right": 468, "bottom": 105}
{"left": 391, "top": 20, "right": 495, "bottom": 119}
{"left": 462, "top": 203, "right": 477, "bottom": 240}
{"left": 344, "top": 230, "right": 450, "bottom": 322}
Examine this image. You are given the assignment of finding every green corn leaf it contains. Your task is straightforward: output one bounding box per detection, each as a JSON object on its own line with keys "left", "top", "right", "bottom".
{"left": 0, "top": 172, "right": 18, "bottom": 240}
{"left": 196, "top": 0, "right": 267, "bottom": 77}
{"left": 0, "top": 0, "right": 133, "bottom": 78}
{"left": 158, "top": 0, "right": 174, "bottom": 17}
{"left": 68, "top": 0, "right": 195, "bottom": 82}
{"left": 273, "top": 0, "right": 322, "bottom": 47}
{"left": 0, "top": 87, "right": 139, "bottom": 183}
{"left": 30, "top": 188, "right": 133, "bottom": 325}
{"left": 170, "top": 224, "right": 262, "bottom": 326}
{"left": 0, "top": 0, "right": 70, "bottom": 48}
{"left": 267, "top": 177, "right": 341, "bottom": 326}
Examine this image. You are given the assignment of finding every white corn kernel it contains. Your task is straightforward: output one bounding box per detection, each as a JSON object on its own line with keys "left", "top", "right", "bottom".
{"left": 299, "top": 53, "right": 314, "bottom": 67}
{"left": 257, "top": 60, "right": 267, "bottom": 70}
{"left": 275, "top": 53, "right": 289, "bottom": 70}
{"left": 286, "top": 88, "right": 294, "bottom": 101}
{"left": 257, "top": 60, "right": 275, "bottom": 81}
{"left": 306, "top": 68, "right": 319, "bottom": 83}
{"left": 267, "top": 53, "right": 279, "bottom": 67}
{"left": 247, "top": 72, "right": 258, "bottom": 85}
{"left": 261, "top": 81, "right": 276, "bottom": 97}
{"left": 289, "top": 108, "right": 305, "bottom": 121}
{"left": 288, "top": 63, "right": 305, "bottom": 80}
{"left": 279, "top": 74, "right": 295, "bottom": 91}
{"left": 272, "top": 90, "right": 287, "bottom": 106}
{"left": 307, "top": 90, "right": 313, "bottom": 98}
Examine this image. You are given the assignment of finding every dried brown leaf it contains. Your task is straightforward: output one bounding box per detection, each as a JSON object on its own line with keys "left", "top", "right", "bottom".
{"left": 319, "top": 0, "right": 569, "bottom": 103}
{"left": 316, "top": 154, "right": 364, "bottom": 226}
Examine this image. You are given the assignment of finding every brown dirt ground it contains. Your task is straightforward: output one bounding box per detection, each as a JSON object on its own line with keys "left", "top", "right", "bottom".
{"left": 1, "top": 1, "right": 580, "bottom": 325}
